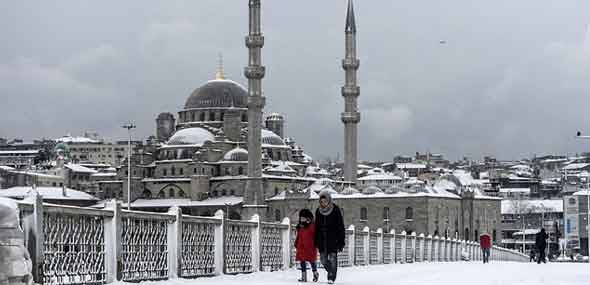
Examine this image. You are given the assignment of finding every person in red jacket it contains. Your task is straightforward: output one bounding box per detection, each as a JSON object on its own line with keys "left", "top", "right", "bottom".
{"left": 480, "top": 233, "right": 492, "bottom": 263}
{"left": 295, "top": 209, "right": 319, "bottom": 282}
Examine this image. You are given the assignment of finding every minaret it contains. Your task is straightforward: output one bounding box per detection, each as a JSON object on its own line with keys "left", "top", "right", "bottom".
{"left": 243, "top": 0, "right": 267, "bottom": 218}
{"left": 341, "top": 0, "right": 360, "bottom": 184}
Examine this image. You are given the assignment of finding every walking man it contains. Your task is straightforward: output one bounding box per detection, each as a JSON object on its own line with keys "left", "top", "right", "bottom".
{"left": 314, "top": 190, "right": 345, "bottom": 284}
{"left": 535, "top": 228, "right": 548, "bottom": 264}
{"left": 479, "top": 233, "right": 492, "bottom": 263}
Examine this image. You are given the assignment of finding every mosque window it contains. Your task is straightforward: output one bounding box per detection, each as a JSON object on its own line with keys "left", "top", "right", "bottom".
{"left": 158, "top": 190, "right": 166, "bottom": 198}
{"left": 360, "top": 207, "right": 368, "bottom": 221}
{"left": 193, "top": 168, "right": 197, "bottom": 174}
{"left": 211, "top": 191, "right": 218, "bottom": 197}
{"left": 169, "top": 188, "right": 175, "bottom": 198}
{"left": 209, "top": 112, "right": 215, "bottom": 121}
{"left": 274, "top": 187, "right": 279, "bottom": 196}
{"left": 225, "top": 168, "right": 231, "bottom": 176}
{"left": 383, "top": 207, "right": 390, "bottom": 220}
{"left": 230, "top": 190, "right": 235, "bottom": 196}
{"left": 238, "top": 167, "right": 244, "bottom": 175}
{"left": 242, "top": 114, "right": 247, "bottom": 122}
{"left": 178, "top": 190, "right": 185, "bottom": 198}
{"left": 163, "top": 169, "right": 167, "bottom": 176}
{"left": 275, "top": 209, "right": 281, "bottom": 222}
{"left": 405, "top": 207, "right": 414, "bottom": 220}
{"left": 180, "top": 168, "right": 184, "bottom": 175}
{"left": 142, "top": 190, "right": 152, "bottom": 199}
{"left": 171, "top": 167, "right": 176, "bottom": 176}
{"left": 222, "top": 189, "right": 227, "bottom": 196}
{"left": 277, "top": 152, "right": 282, "bottom": 161}
{"left": 191, "top": 112, "right": 195, "bottom": 121}
{"left": 211, "top": 169, "right": 214, "bottom": 176}
{"left": 200, "top": 113, "right": 205, "bottom": 121}
{"left": 220, "top": 112, "right": 225, "bottom": 121}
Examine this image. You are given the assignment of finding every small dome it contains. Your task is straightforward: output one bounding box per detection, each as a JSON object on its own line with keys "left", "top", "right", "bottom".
{"left": 261, "top": 129, "right": 285, "bottom": 145}
{"left": 157, "top": 112, "right": 175, "bottom": 120}
{"left": 184, "top": 79, "right": 248, "bottom": 109}
{"left": 362, "top": 185, "right": 382, "bottom": 195}
{"left": 266, "top": 112, "right": 284, "bottom": 121}
{"left": 341, "top": 187, "right": 360, "bottom": 195}
{"left": 223, "top": 147, "right": 248, "bottom": 161}
{"left": 167, "top": 127, "right": 215, "bottom": 146}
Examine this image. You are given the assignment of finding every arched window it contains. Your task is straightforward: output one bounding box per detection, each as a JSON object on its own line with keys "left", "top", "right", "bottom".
{"left": 220, "top": 112, "right": 225, "bottom": 121}
{"left": 242, "top": 114, "right": 247, "bottom": 122}
{"left": 274, "top": 187, "right": 279, "bottom": 196}
{"left": 171, "top": 167, "right": 176, "bottom": 176}
{"left": 209, "top": 112, "right": 215, "bottom": 121}
{"left": 191, "top": 112, "right": 195, "bottom": 121}
{"left": 199, "top": 113, "right": 205, "bottom": 121}
{"left": 275, "top": 209, "right": 281, "bottom": 222}
{"left": 163, "top": 169, "right": 167, "bottom": 176}
{"left": 225, "top": 167, "right": 231, "bottom": 176}
{"left": 193, "top": 168, "right": 197, "bottom": 174}
{"left": 180, "top": 168, "right": 184, "bottom": 175}
{"left": 405, "top": 207, "right": 414, "bottom": 220}
{"left": 178, "top": 190, "right": 186, "bottom": 198}
{"left": 360, "top": 207, "right": 368, "bottom": 221}
{"left": 230, "top": 190, "right": 235, "bottom": 196}
{"left": 238, "top": 167, "right": 244, "bottom": 175}
{"left": 221, "top": 189, "right": 227, "bottom": 196}
{"left": 383, "top": 207, "right": 390, "bottom": 220}
{"left": 169, "top": 188, "right": 175, "bottom": 198}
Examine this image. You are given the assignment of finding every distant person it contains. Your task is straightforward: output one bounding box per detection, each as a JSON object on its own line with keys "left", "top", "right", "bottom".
{"left": 294, "top": 209, "right": 319, "bottom": 282}
{"left": 315, "top": 190, "right": 345, "bottom": 284}
{"left": 535, "top": 228, "right": 548, "bottom": 264}
{"left": 479, "top": 233, "right": 492, "bottom": 263}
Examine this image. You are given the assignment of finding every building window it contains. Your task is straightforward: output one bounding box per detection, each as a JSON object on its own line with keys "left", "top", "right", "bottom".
{"left": 230, "top": 190, "right": 235, "bottom": 196}
{"left": 194, "top": 168, "right": 197, "bottom": 174}
{"left": 191, "top": 112, "right": 195, "bottom": 121}
{"left": 275, "top": 209, "right": 281, "bottom": 222}
{"left": 169, "top": 188, "right": 175, "bottom": 198}
{"left": 222, "top": 189, "right": 227, "bottom": 196}
{"left": 242, "top": 114, "right": 247, "bottom": 122}
{"left": 238, "top": 167, "right": 244, "bottom": 175}
{"left": 171, "top": 167, "right": 176, "bottom": 176}
{"left": 383, "top": 207, "right": 390, "bottom": 220}
{"left": 274, "top": 187, "right": 279, "bottom": 196}
{"left": 209, "top": 112, "right": 215, "bottom": 121}
{"left": 178, "top": 190, "right": 186, "bottom": 198}
{"left": 405, "top": 207, "right": 414, "bottom": 220}
{"left": 163, "top": 169, "right": 167, "bottom": 176}
{"left": 360, "top": 207, "right": 368, "bottom": 221}
{"left": 180, "top": 168, "right": 184, "bottom": 175}
{"left": 211, "top": 191, "right": 218, "bottom": 197}
{"left": 200, "top": 113, "right": 205, "bottom": 121}
{"left": 225, "top": 168, "right": 231, "bottom": 176}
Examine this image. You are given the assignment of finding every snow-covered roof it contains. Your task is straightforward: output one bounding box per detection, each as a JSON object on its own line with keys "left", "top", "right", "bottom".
{"left": 512, "top": 229, "right": 541, "bottom": 236}
{"left": 562, "top": 163, "right": 590, "bottom": 171}
{"left": 358, "top": 173, "right": 403, "bottom": 181}
{"left": 305, "top": 166, "right": 329, "bottom": 176}
{"left": 0, "top": 186, "right": 97, "bottom": 200}
{"left": 499, "top": 188, "right": 531, "bottom": 193}
{"left": 358, "top": 164, "right": 373, "bottom": 170}
{"left": 0, "top": 150, "right": 41, "bottom": 155}
{"left": 261, "top": 129, "right": 285, "bottom": 146}
{"left": 396, "top": 163, "right": 427, "bottom": 169}
{"left": 0, "top": 165, "right": 15, "bottom": 171}
{"left": 123, "top": 196, "right": 243, "bottom": 208}
{"left": 91, "top": 172, "right": 117, "bottom": 177}
{"left": 56, "top": 135, "right": 99, "bottom": 144}
{"left": 501, "top": 199, "right": 563, "bottom": 214}
{"left": 65, "top": 164, "right": 98, "bottom": 174}
{"left": 264, "top": 161, "right": 296, "bottom": 173}
{"left": 223, "top": 147, "right": 248, "bottom": 161}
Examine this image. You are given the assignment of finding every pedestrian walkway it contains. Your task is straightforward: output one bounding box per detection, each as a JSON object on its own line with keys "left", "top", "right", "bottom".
{"left": 114, "top": 262, "right": 589, "bottom": 285}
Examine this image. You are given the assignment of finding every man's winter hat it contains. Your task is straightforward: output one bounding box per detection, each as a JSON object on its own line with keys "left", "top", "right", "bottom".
{"left": 299, "top": 208, "right": 314, "bottom": 219}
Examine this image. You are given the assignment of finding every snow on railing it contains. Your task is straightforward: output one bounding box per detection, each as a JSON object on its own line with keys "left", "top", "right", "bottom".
{"left": 15, "top": 195, "right": 529, "bottom": 285}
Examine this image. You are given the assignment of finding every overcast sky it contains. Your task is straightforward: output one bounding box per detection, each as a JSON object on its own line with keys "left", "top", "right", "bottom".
{"left": 1, "top": 1, "right": 590, "bottom": 161}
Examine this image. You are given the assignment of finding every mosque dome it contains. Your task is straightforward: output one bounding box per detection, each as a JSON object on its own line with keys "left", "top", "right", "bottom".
{"left": 265, "top": 112, "right": 284, "bottom": 121}
{"left": 167, "top": 127, "right": 215, "bottom": 146}
{"left": 362, "top": 185, "right": 382, "bottom": 195}
{"left": 184, "top": 79, "right": 248, "bottom": 109}
{"left": 341, "top": 187, "right": 360, "bottom": 195}
{"left": 223, "top": 147, "right": 249, "bottom": 161}
{"left": 261, "top": 129, "right": 285, "bottom": 145}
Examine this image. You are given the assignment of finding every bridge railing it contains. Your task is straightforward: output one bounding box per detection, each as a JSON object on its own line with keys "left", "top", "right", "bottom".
{"left": 16, "top": 195, "right": 528, "bottom": 284}
{"left": 16, "top": 195, "right": 291, "bottom": 284}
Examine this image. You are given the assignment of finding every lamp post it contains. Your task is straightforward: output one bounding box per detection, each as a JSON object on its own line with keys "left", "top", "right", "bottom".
{"left": 574, "top": 131, "right": 590, "bottom": 260}
{"left": 122, "top": 123, "right": 136, "bottom": 211}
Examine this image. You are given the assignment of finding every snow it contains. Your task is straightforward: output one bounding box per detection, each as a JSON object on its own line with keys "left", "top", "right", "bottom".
{"left": 0, "top": 186, "right": 97, "bottom": 200}
{"left": 358, "top": 173, "right": 403, "bottom": 181}
{"left": 65, "top": 163, "right": 98, "bottom": 174}
{"left": 562, "top": 163, "right": 590, "bottom": 171}
{"left": 166, "top": 127, "right": 215, "bottom": 146}
{"left": 501, "top": 199, "right": 563, "bottom": 214}
{"left": 122, "top": 196, "right": 243, "bottom": 208}
{"left": 395, "top": 163, "right": 427, "bottom": 169}
{"left": 112, "top": 262, "right": 590, "bottom": 285}
{"left": 0, "top": 150, "right": 40, "bottom": 155}
{"left": 55, "top": 135, "right": 99, "bottom": 143}
{"left": 499, "top": 188, "right": 531, "bottom": 193}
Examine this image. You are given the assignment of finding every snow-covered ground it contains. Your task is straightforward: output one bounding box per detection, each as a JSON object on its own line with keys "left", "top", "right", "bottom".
{"left": 115, "top": 262, "right": 589, "bottom": 285}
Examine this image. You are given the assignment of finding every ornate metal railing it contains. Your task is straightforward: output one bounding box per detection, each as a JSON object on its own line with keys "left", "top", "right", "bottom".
{"left": 180, "top": 216, "right": 218, "bottom": 278}
{"left": 224, "top": 220, "right": 255, "bottom": 274}
{"left": 14, "top": 196, "right": 528, "bottom": 285}
{"left": 120, "top": 211, "right": 171, "bottom": 282}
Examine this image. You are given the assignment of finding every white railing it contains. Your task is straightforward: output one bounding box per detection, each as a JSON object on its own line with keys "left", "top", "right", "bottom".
{"left": 15, "top": 195, "right": 528, "bottom": 285}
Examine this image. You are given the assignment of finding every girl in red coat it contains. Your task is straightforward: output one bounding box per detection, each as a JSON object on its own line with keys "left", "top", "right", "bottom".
{"left": 295, "top": 209, "right": 319, "bottom": 282}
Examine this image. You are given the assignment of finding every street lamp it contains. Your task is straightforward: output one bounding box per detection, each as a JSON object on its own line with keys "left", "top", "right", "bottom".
{"left": 122, "top": 123, "right": 136, "bottom": 211}
{"left": 574, "top": 131, "right": 590, "bottom": 261}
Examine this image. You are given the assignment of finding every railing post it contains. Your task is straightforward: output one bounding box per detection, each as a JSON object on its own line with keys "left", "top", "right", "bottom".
{"left": 213, "top": 210, "right": 225, "bottom": 275}
{"left": 400, "top": 231, "right": 406, "bottom": 264}
{"left": 376, "top": 228, "right": 383, "bottom": 264}
{"left": 411, "top": 232, "right": 417, "bottom": 263}
{"left": 104, "top": 199, "right": 122, "bottom": 282}
{"left": 391, "top": 229, "right": 397, "bottom": 263}
{"left": 362, "top": 227, "right": 370, "bottom": 265}
{"left": 250, "top": 214, "right": 261, "bottom": 272}
{"left": 348, "top": 225, "right": 355, "bottom": 266}
{"left": 281, "top": 217, "right": 291, "bottom": 270}
{"left": 22, "top": 193, "right": 44, "bottom": 283}
{"left": 167, "top": 206, "right": 182, "bottom": 279}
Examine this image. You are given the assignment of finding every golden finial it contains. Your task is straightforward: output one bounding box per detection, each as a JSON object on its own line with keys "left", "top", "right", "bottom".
{"left": 215, "top": 53, "right": 225, "bottom": 80}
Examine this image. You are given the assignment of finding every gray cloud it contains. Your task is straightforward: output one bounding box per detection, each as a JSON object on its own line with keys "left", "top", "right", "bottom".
{"left": 2, "top": 0, "right": 590, "bottom": 161}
